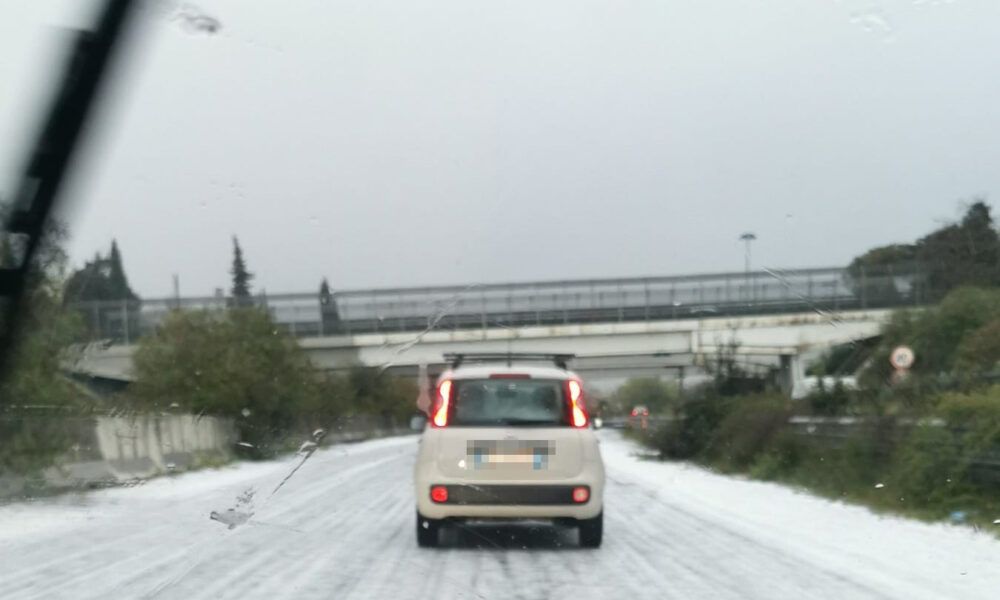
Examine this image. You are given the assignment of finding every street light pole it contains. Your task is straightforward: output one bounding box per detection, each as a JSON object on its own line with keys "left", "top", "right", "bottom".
{"left": 739, "top": 232, "right": 757, "bottom": 303}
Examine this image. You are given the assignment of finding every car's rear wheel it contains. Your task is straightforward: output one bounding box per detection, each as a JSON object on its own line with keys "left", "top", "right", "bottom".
{"left": 416, "top": 512, "right": 442, "bottom": 548}
{"left": 578, "top": 511, "right": 603, "bottom": 548}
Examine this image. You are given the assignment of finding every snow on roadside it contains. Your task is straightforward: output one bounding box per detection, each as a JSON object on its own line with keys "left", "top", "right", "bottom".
{"left": 0, "top": 434, "right": 417, "bottom": 544}
{"left": 600, "top": 431, "right": 1000, "bottom": 600}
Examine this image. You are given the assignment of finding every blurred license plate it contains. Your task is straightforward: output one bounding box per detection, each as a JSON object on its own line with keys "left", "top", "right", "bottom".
{"left": 468, "top": 440, "right": 554, "bottom": 470}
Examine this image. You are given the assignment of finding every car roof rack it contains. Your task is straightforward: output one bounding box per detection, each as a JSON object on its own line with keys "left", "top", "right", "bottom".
{"left": 443, "top": 352, "right": 575, "bottom": 370}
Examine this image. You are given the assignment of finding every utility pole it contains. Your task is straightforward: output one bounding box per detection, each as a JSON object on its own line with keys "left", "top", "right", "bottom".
{"left": 739, "top": 232, "right": 756, "bottom": 303}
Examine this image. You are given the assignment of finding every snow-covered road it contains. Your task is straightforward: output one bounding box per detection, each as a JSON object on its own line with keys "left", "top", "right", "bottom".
{"left": 1, "top": 431, "right": 998, "bottom": 599}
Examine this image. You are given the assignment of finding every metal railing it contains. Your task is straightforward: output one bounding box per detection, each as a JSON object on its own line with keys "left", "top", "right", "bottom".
{"left": 68, "top": 265, "right": 931, "bottom": 343}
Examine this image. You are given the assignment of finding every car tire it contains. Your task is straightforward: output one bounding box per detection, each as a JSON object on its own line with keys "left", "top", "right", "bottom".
{"left": 578, "top": 511, "right": 603, "bottom": 548}
{"left": 416, "top": 512, "right": 441, "bottom": 548}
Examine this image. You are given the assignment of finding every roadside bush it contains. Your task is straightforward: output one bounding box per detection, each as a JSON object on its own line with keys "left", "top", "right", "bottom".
{"left": 643, "top": 381, "right": 1000, "bottom": 526}
{"left": 132, "top": 309, "right": 326, "bottom": 453}
{"left": 954, "top": 320, "right": 1000, "bottom": 374}
{"left": 888, "top": 424, "right": 966, "bottom": 509}
{"left": 706, "top": 395, "right": 790, "bottom": 470}
{"left": 0, "top": 286, "right": 86, "bottom": 476}
{"left": 655, "top": 395, "right": 732, "bottom": 459}
{"left": 863, "top": 287, "right": 1000, "bottom": 385}
{"left": 0, "top": 417, "right": 77, "bottom": 475}
{"left": 802, "top": 421, "right": 893, "bottom": 500}
{"left": 808, "top": 381, "right": 851, "bottom": 416}
{"left": 936, "top": 387, "right": 1000, "bottom": 456}
{"left": 748, "top": 430, "right": 806, "bottom": 480}
{"left": 346, "top": 366, "right": 418, "bottom": 428}
{"left": 131, "top": 309, "right": 421, "bottom": 456}
{"left": 612, "top": 377, "right": 677, "bottom": 416}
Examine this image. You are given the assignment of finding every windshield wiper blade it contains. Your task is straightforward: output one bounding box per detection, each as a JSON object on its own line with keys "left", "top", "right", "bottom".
{"left": 0, "top": 0, "right": 137, "bottom": 381}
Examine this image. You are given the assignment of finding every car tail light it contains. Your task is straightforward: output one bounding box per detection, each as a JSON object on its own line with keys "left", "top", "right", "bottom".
{"left": 565, "top": 380, "right": 588, "bottom": 428}
{"left": 430, "top": 485, "right": 449, "bottom": 503}
{"left": 431, "top": 380, "right": 452, "bottom": 427}
{"left": 630, "top": 408, "right": 638, "bottom": 417}
{"left": 572, "top": 486, "right": 590, "bottom": 503}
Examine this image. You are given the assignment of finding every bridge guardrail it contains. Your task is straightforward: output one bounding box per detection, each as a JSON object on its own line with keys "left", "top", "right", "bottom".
{"left": 67, "top": 265, "right": 932, "bottom": 343}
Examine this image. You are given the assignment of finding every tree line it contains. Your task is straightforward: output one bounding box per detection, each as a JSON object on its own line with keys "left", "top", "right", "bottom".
{"left": 116, "top": 236, "right": 414, "bottom": 454}
{"left": 845, "top": 200, "right": 1000, "bottom": 301}
{"left": 1, "top": 228, "right": 414, "bottom": 470}
{"left": 814, "top": 201, "right": 1000, "bottom": 385}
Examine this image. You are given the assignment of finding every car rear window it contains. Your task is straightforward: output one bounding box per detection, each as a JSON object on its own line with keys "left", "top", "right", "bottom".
{"left": 451, "top": 379, "right": 569, "bottom": 427}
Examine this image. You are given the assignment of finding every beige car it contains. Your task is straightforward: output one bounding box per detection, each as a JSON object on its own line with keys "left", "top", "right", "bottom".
{"left": 413, "top": 353, "right": 605, "bottom": 548}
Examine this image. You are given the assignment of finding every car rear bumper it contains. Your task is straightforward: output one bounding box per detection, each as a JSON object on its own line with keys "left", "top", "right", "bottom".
{"left": 441, "top": 484, "right": 586, "bottom": 505}
{"left": 415, "top": 475, "right": 604, "bottom": 520}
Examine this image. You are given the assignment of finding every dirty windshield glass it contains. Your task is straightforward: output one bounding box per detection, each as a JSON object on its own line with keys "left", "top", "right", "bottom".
{"left": 2, "top": 1, "right": 1000, "bottom": 599}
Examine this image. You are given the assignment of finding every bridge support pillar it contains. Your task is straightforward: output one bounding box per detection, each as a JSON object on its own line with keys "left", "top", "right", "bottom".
{"left": 779, "top": 354, "right": 806, "bottom": 398}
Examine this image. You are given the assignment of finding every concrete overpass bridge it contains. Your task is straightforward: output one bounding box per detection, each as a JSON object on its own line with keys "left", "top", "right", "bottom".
{"left": 67, "top": 307, "right": 892, "bottom": 397}
{"left": 65, "top": 265, "right": 918, "bottom": 394}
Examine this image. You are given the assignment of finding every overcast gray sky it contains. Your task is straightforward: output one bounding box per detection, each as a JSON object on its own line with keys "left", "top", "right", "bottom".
{"left": 2, "top": 0, "right": 999, "bottom": 298}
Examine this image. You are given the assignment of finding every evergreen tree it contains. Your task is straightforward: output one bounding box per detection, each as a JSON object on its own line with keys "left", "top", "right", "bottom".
{"left": 64, "top": 253, "right": 110, "bottom": 302}
{"left": 319, "top": 278, "right": 331, "bottom": 305}
{"left": 63, "top": 241, "right": 141, "bottom": 342}
{"left": 318, "top": 277, "right": 341, "bottom": 333}
{"left": 845, "top": 200, "right": 1000, "bottom": 301}
{"left": 64, "top": 243, "right": 138, "bottom": 303}
{"left": 230, "top": 236, "right": 254, "bottom": 306}
{"left": 107, "top": 239, "right": 137, "bottom": 300}
{"left": 916, "top": 200, "right": 1000, "bottom": 292}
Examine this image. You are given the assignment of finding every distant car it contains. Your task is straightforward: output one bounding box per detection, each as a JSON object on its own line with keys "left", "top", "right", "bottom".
{"left": 413, "top": 353, "right": 606, "bottom": 548}
{"left": 630, "top": 405, "right": 650, "bottom": 418}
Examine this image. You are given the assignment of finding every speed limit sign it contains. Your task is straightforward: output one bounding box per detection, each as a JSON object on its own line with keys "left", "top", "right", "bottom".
{"left": 890, "top": 346, "right": 915, "bottom": 370}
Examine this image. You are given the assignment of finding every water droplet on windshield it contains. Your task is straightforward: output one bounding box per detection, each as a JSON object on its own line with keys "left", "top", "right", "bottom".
{"left": 209, "top": 508, "right": 251, "bottom": 530}
{"left": 241, "top": 408, "right": 251, "bottom": 417}
{"left": 849, "top": 9, "right": 896, "bottom": 42}
{"left": 874, "top": 482, "right": 885, "bottom": 488}
{"left": 174, "top": 5, "right": 222, "bottom": 35}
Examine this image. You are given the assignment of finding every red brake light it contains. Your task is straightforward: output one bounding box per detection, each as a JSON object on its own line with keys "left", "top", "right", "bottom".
{"left": 566, "top": 380, "right": 588, "bottom": 428}
{"left": 432, "top": 380, "right": 452, "bottom": 427}
{"left": 430, "top": 485, "right": 449, "bottom": 503}
{"left": 572, "top": 486, "right": 590, "bottom": 503}
{"left": 630, "top": 408, "right": 638, "bottom": 417}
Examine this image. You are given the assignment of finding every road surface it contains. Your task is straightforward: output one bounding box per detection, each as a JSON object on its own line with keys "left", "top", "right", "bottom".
{"left": 1, "top": 431, "right": 998, "bottom": 599}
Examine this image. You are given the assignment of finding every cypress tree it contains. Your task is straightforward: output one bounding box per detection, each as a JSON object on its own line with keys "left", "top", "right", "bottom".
{"left": 230, "top": 236, "right": 254, "bottom": 306}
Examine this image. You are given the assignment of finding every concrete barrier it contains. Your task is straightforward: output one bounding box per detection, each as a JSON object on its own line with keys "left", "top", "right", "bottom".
{"left": 1, "top": 414, "right": 237, "bottom": 498}
{"left": 0, "top": 414, "right": 418, "bottom": 500}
